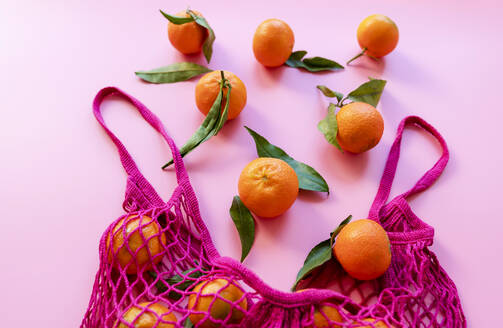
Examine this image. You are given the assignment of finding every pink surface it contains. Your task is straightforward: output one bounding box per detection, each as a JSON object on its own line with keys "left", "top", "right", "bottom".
{"left": 1, "top": 0, "right": 500, "bottom": 326}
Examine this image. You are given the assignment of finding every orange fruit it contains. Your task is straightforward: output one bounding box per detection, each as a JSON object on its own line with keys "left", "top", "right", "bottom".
{"left": 354, "top": 318, "right": 392, "bottom": 328}
{"left": 188, "top": 278, "right": 248, "bottom": 327}
{"left": 357, "top": 14, "right": 399, "bottom": 58}
{"left": 195, "top": 70, "right": 247, "bottom": 120}
{"left": 336, "top": 102, "right": 384, "bottom": 153}
{"left": 238, "top": 157, "right": 299, "bottom": 218}
{"left": 117, "top": 302, "right": 177, "bottom": 328}
{"left": 296, "top": 290, "right": 344, "bottom": 328}
{"left": 310, "top": 305, "right": 344, "bottom": 328}
{"left": 168, "top": 10, "right": 208, "bottom": 54}
{"left": 253, "top": 18, "right": 295, "bottom": 67}
{"left": 333, "top": 219, "right": 391, "bottom": 281}
{"left": 106, "top": 215, "right": 166, "bottom": 274}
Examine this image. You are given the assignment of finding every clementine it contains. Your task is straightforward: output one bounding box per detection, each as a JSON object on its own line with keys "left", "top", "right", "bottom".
{"left": 296, "top": 290, "right": 344, "bottom": 328}
{"left": 253, "top": 18, "right": 295, "bottom": 67}
{"left": 336, "top": 102, "right": 384, "bottom": 153}
{"left": 310, "top": 304, "right": 344, "bottom": 328}
{"left": 106, "top": 215, "right": 166, "bottom": 274}
{"left": 333, "top": 219, "right": 391, "bottom": 281}
{"left": 188, "top": 278, "right": 247, "bottom": 327}
{"left": 168, "top": 10, "right": 207, "bottom": 54}
{"left": 357, "top": 14, "right": 399, "bottom": 58}
{"left": 117, "top": 302, "right": 177, "bottom": 328}
{"left": 195, "top": 70, "right": 247, "bottom": 120}
{"left": 354, "top": 318, "right": 392, "bottom": 328}
{"left": 238, "top": 157, "right": 299, "bottom": 218}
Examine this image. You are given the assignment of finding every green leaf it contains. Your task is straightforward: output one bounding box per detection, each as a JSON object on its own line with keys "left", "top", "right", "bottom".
{"left": 316, "top": 85, "right": 344, "bottom": 103}
{"left": 346, "top": 78, "right": 387, "bottom": 107}
{"left": 159, "top": 10, "right": 195, "bottom": 24}
{"left": 286, "top": 50, "right": 307, "bottom": 63}
{"left": 244, "top": 126, "right": 329, "bottom": 193}
{"left": 135, "top": 62, "right": 212, "bottom": 84}
{"left": 229, "top": 196, "right": 255, "bottom": 262}
{"left": 162, "top": 71, "right": 228, "bottom": 169}
{"left": 149, "top": 268, "right": 203, "bottom": 300}
{"left": 187, "top": 10, "right": 215, "bottom": 63}
{"left": 292, "top": 239, "right": 332, "bottom": 290}
{"left": 302, "top": 56, "right": 344, "bottom": 71}
{"left": 329, "top": 215, "right": 352, "bottom": 247}
{"left": 184, "top": 318, "right": 194, "bottom": 328}
{"left": 317, "top": 103, "right": 342, "bottom": 152}
{"left": 285, "top": 50, "right": 344, "bottom": 72}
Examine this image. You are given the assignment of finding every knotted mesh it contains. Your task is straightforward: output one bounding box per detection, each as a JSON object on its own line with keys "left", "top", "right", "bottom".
{"left": 82, "top": 88, "right": 465, "bottom": 328}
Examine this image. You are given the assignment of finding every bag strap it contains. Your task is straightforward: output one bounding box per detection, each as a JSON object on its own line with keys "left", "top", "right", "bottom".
{"left": 93, "top": 86, "right": 189, "bottom": 211}
{"left": 368, "top": 116, "right": 449, "bottom": 221}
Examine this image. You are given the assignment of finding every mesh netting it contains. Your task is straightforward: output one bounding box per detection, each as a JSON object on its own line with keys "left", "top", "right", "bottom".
{"left": 82, "top": 87, "right": 466, "bottom": 328}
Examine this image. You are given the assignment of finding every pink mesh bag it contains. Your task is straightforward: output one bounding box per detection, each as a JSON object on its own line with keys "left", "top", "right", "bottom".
{"left": 82, "top": 87, "right": 466, "bottom": 328}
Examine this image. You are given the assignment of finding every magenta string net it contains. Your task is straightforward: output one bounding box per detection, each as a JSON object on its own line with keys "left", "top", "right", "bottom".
{"left": 82, "top": 87, "right": 466, "bottom": 328}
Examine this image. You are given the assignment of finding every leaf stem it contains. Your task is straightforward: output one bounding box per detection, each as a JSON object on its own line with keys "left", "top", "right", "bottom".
{"left": 338, "top": 96, "right": 349, "bottom": 107}
{"left": 346, "top": 47, "right": 367, "bottom": 65}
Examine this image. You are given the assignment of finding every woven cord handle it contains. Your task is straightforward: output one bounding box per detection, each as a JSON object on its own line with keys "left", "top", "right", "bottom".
{"left": 92, "top": 87, "right": 190, "bottom": 209}
{"left": 368, "top": 116, "right": 450, "bottom": 221}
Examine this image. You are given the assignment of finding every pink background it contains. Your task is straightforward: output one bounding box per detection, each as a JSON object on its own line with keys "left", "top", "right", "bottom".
{"left": 1, "top": 0, "right": 501, "bottom": 326}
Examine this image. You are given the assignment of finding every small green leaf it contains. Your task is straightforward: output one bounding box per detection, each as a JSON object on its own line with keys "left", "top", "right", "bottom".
{"left": 187, "top": 10, "right": 215, "bottom": 63}
{"left": 149, "top": 268, "right": 203, "bottom": 300}
{"left": 316, "top": 85, "right": 344, "bottom": 103}
{"left": 292, "top": 239, "right": 332, "bottom": 290}
{"left": 229, "top": 196, "right": 255, "bottom": 262}
{"left": 135, "top": 62, "right": 212, "bottom": 84}
{"left": 329, "top": 215, "right": 352, "bottom": 247}
{"left": 346, "top": 78, "right": 387, "bottom": 107}
{"left": 285, "top": 51, "right": 344, "bottom": 72}
{"left": 317, "top": 103, "right": 342, "bottom": 152}
{"left": 159, "top": 10, "right": 195, "bottom": 24}
{"left": 162, "top": 71, "right": 228, "bottom": 169}
{"left": 244, "top": 126, "right": 329, "bottom": 193}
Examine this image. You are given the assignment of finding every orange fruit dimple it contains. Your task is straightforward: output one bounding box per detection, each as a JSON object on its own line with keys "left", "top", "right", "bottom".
{"left": 117, "top": 302, "right": 177, "bottom": 328}
{"left": 238, "top": 157, "right": 299, "bottom": 218}
{"left": 106, "top": 215, "right": 166, "bottom": 275}
{"left": 357, "top": 14, "right": 399, "bottom": 58}
{"left": 333, "top": 219, "right": 391, "bottom": 281}
{"left": 195, "top": 70, "right": 247, "bottom": 120}
{"left": 354, "top": 318, "right": 392, "bottom": 328}
{"left": 188, "top": 278, "right": 248, "bottom": 328}
{"left": 168, "top": 10, "right": 207, "bottom": 54}
{"left": 253, "top": 18, "right": 295, "bottom": 67}
{"left": 336, "top": 102, "right": 384, "bottom": 154}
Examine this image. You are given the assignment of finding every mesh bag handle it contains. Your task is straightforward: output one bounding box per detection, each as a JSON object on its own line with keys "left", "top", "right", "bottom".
{"left": 368, "top": 115, "right": 450, "bottom": 222}
{"left": 92, "top": 86, "right": 191, "bottom": 211}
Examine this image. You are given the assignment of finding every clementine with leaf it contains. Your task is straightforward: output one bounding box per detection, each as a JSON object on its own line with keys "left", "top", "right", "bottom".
{"left": 333, "top": 219, "right": 391, "bottom": 280}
